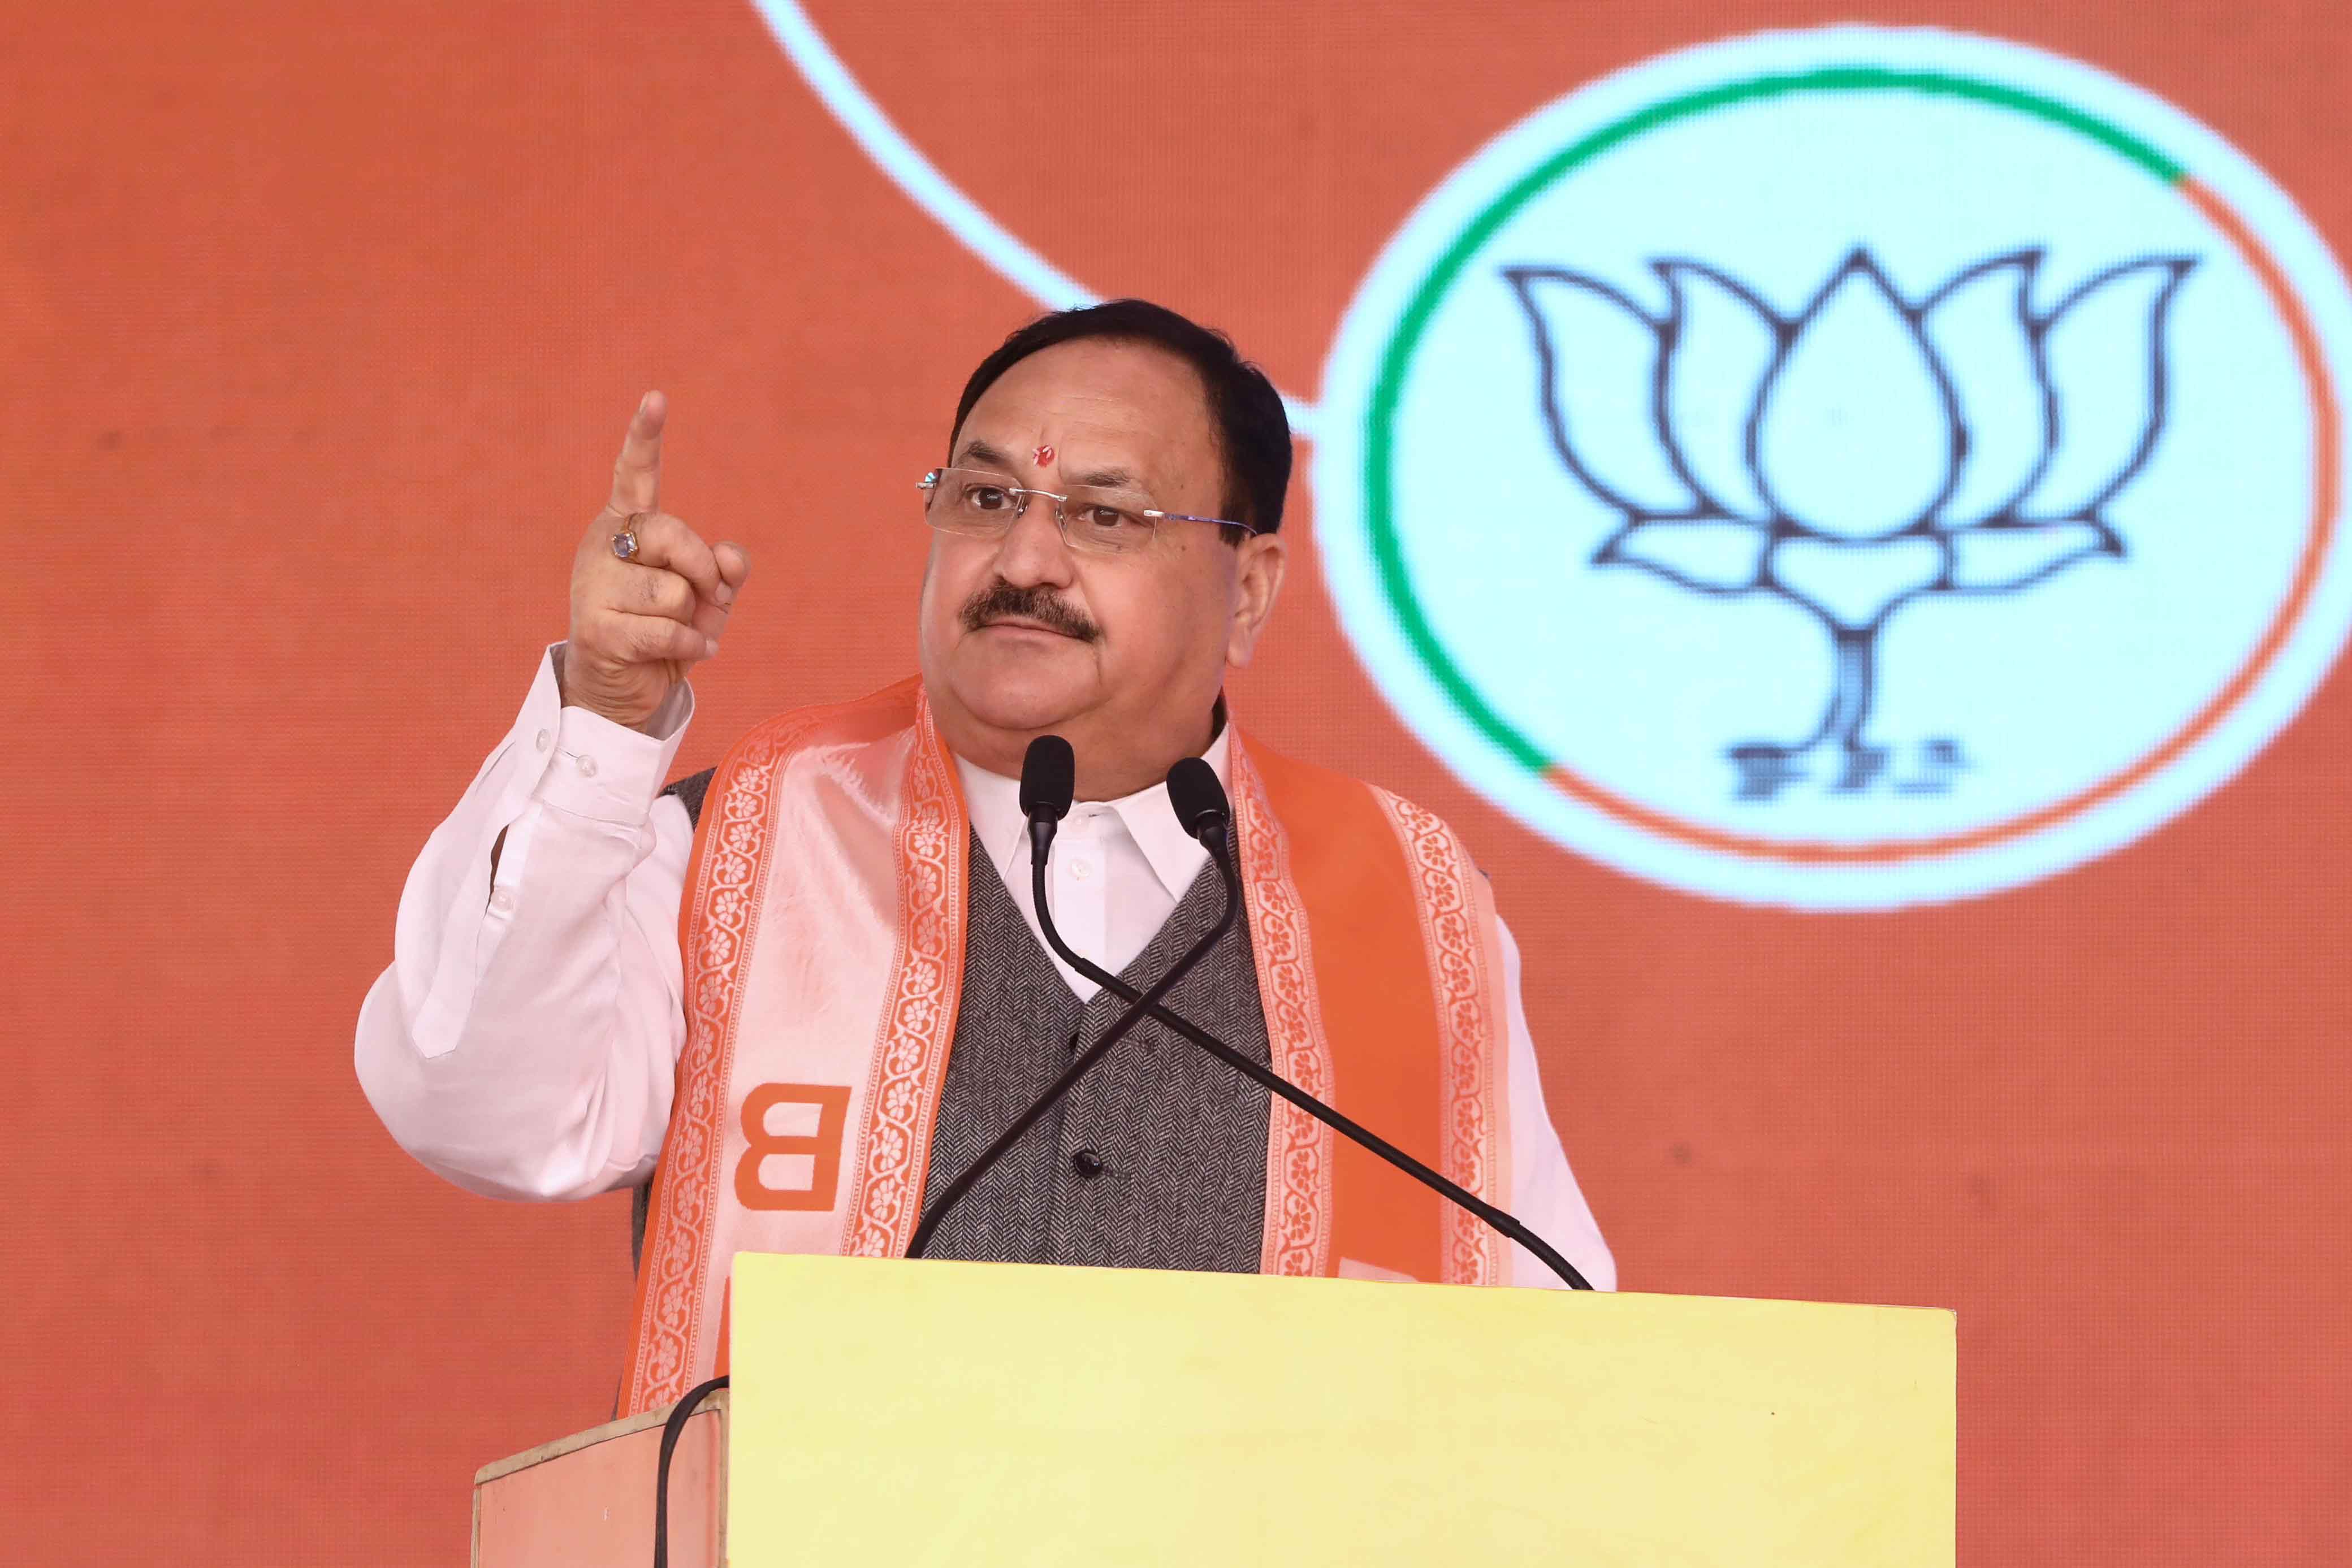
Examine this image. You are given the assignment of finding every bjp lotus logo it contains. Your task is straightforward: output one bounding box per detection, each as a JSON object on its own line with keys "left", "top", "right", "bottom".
{"left": 1313, "top": 29, "right": 2352, "bottom": 908}
{"left": 1504, "top": 248, "right": 2194, "bottom": 800}
{"left": 739, "top": 12, "right": 2352, "bottom": 908}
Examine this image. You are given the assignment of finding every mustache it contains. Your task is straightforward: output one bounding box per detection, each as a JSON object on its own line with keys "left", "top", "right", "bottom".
{"left": 959, "top": 579, "right": 1102, "bottom": 643}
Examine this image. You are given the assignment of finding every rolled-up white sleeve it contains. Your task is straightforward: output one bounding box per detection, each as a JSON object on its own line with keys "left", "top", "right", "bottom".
{"left": 354, "top": 645, "right": 698, "bottom": 1201}
{"left": 1497, "top": 915, "right": 1616, "bottom": 1291}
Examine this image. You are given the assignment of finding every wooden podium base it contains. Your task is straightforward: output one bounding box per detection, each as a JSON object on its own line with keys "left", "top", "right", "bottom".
{"left": 471, "top": 1392, "right": 727, "bottom": 1568}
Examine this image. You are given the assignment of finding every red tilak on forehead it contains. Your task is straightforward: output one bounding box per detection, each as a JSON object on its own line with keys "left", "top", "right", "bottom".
{"left": 1032, "top": 444, "right": 1054, "bottom": 468}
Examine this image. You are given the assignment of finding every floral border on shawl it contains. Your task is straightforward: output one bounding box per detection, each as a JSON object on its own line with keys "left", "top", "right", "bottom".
{"left": 1374, "top": 788, "right": 1509, "bottom": 1288}
{"left": 626, "top": 706, "right": 818, "bottom": 1414}
{"left": 844, "top": 696, "right": 966, "bottom": 1257}
{"left": 1231, "top": 737, "right": 1335, "bottom": 1277}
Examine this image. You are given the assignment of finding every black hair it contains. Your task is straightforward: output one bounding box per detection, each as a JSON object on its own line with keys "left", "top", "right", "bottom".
{"left": 949, "top": 298, "right": 1292, "bottom": 535}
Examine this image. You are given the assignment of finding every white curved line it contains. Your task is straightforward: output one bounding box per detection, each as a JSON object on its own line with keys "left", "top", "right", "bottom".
{"left": 749, "top": 0, "right": 1319, "bottom": 437}
{"left": 749, "top": 0, "right": 1095, "bottom": 310}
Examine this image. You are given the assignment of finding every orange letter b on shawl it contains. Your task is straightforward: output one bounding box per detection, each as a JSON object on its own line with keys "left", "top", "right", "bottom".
{"left": 733, "top": 1084, "right": 853, "bottom": 1211}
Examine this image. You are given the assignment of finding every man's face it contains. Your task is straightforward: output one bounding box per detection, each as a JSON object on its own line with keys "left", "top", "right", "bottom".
{"left": 916, "top": 336, "right": 1285, "bottom": 794}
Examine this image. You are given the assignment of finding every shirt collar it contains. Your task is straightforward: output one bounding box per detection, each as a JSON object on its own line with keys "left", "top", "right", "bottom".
{"left": 957, "top": 721, "right": 1233, "bottom": 902}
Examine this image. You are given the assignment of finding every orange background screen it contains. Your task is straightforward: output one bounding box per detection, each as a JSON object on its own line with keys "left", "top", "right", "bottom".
{"left": 6, "top": 2, "right": 2346, "bottom": 1562}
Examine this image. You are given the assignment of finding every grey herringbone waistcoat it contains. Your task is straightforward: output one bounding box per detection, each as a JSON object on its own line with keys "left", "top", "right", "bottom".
{"left": 915, "top": 828, "right": 1274, "bottom": 1272}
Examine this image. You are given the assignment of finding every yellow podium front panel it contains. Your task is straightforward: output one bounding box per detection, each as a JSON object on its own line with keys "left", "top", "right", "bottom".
{"left": 730, "top": 1254, "right": 1953, "bottom": 1566}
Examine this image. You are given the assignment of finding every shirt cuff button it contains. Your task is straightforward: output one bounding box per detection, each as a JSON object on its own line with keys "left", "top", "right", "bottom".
{"left": 577, "top": 754, "right": 599, "bottom": 778}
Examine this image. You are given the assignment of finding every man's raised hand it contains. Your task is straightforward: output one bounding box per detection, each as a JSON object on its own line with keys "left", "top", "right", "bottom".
{"left": 562, "top": 392, "right": 751, "bottom": 731}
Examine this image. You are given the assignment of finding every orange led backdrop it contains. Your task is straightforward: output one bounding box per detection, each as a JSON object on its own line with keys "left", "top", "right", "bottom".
{"left": 7, "top": 2, "right": 2347, "bottom": 1562}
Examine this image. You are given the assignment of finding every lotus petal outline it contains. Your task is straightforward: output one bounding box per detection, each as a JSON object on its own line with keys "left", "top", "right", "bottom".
{"left": 1504, "top": 246, "right": 2194, "bottom": 790}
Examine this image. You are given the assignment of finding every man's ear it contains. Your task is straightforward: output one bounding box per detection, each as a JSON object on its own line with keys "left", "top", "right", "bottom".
{"left": 1226, "top": 532, "right": 1288, "bottom": 668}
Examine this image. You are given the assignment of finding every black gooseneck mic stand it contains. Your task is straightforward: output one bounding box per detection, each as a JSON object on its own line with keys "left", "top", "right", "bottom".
{"left": 902, "top": 742, "right": 1242, "bottom": 1261}
{"left": 652, "top": 1374, "right": 729, "bottom": 1568}
{"left": 1027, "top": 744, "right": 1596, "bottom": 1292}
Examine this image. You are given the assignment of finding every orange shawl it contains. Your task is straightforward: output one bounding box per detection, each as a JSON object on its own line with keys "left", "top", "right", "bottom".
{"left": 621, "top": 679, "right": 1516, "bottom": 1415}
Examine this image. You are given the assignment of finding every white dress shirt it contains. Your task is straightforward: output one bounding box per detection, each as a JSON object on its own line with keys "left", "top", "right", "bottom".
{"left": 960, "top": 725, "right": 1229, "bottom": 1000}
{"left": 353, "top": 646, "right": 1615, "bottom": 1288}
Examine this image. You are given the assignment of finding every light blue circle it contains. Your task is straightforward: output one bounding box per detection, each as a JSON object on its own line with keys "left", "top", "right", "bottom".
{"left": 1313, "top": 28, "right": 2352, "bottom": 910}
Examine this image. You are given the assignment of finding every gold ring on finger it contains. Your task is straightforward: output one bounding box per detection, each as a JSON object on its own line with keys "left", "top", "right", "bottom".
{"left": 611, "top": 512, "right": 646, "bottom": 561}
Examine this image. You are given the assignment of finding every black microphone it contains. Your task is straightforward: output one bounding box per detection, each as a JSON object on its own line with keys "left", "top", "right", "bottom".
{"left": 1031, "top": 764, "right": 1595, "bottom": 1292}
{"left": 1164, "top": 755, "right": 1229, "bottom": 844}
{"left": 1018, "top": 731, "right": 1075, "bottom": 825}
{"left": 904, "top": 738, "right": 1243, "bottom": 1261}
{"left": 1019, "top": 731, "right": 1076, "bottom": 913}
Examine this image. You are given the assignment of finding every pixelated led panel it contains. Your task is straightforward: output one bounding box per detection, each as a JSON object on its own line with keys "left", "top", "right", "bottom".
{"left": 729, "top": 1254, "right": 1953, "bottom": 1566}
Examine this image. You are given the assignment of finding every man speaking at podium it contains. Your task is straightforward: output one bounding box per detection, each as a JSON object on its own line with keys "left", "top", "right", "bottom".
{"left": 356, "top": 300, "right": 1612, "bottom": 1416}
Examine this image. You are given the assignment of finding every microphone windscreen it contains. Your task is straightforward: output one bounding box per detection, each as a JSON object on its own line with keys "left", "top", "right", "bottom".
{"left": 1019, "top": 735, "right": 1076, "bottom": 822}
{"left": 1165, "top": 757, "right": 1230, "bottom": 841}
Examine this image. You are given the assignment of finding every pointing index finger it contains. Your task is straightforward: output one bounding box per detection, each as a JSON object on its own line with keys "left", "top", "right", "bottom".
{"left": 610, "top": 390, "right": 666, "bottom": 513}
